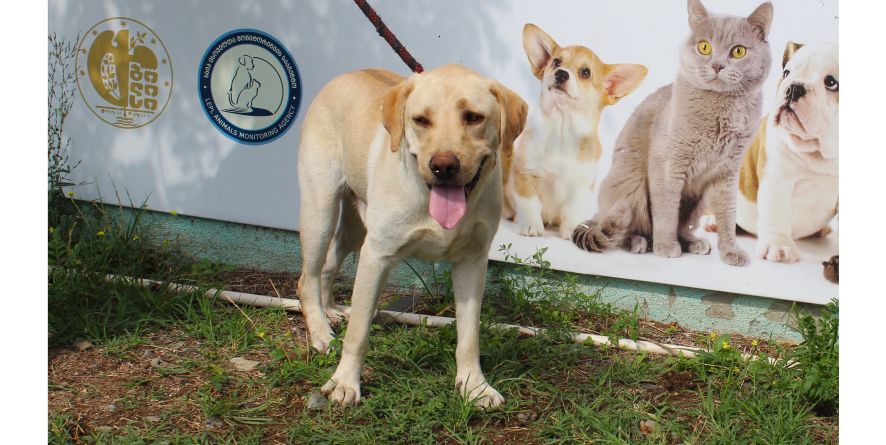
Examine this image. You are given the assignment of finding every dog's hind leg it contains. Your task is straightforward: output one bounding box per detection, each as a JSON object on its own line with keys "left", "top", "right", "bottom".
{"left": 297, "top": 139, "right": 345, "bottom": 353}
{"left": 319, "top": 191, "right": 367, "bottom": 325}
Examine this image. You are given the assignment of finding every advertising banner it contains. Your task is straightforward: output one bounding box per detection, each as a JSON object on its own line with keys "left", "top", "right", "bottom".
{"left": 49, "top": 0, "right": 838, "bottom": 304}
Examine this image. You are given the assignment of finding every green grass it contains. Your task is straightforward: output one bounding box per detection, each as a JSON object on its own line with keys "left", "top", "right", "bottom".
{"left": 47, "top": 197, "right": 837, "bottom": 444}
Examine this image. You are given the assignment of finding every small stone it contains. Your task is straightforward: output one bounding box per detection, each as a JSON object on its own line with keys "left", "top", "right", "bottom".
{"left": 640, "top": 383, "right": 666, "bottom": 393}
{"left": 230, "top": 357, "right": 260, "bottom": 372}
{"left": 145, "top": 415, "right": 162, "bottom": 423}
{"left": 141, "top": 349, "right": 155, "bottom": 359}
{"left": 150, "top": 357, "right": 173, "bottom": 368}
{"left": 95, "top": 426, "right": 112, "bottom": 433}
{"left": 306, "top": 390, "right": 328, "bottom": 411}
{"left": 73, "top": 339, "right": 93, "bottom": 352}
{"left": 516, "top": 411, "right": 539, "bottom": 425}
{"left": 640, "top": 419, "right": 657, "bottom": 435}
{"left": 202, "top": 417, "right": 226, "bottom": 430}
{"left": 102, "top": 404, "right": 117, "bottom": 413}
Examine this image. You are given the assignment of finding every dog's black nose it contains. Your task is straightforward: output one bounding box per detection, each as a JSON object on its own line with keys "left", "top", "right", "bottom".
{"left": 786, "top": 83, "right": 806, "bottom": 101}
{"left": 554, "top": 69, "right": 569, "bottom": 84}
{"left": 429, "top": 152, "right": 460, "bottom": 181}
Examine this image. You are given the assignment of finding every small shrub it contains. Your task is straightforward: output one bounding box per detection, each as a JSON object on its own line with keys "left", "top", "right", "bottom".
{"left": 787, "top": 299, "right": 839, "bottom": 415}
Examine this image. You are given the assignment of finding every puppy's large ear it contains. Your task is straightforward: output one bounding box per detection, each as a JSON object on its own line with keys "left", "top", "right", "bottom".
{"left": 523, "top": 24, "right": 559, "bottom": 80}
{"left": 601, "top": 64, "right": 648, "bottom": 105}
{"left": 746, "top": 2, "right": 774, "bottom": 39}
{"left": 490, "top": 82, "right": 528, "bottom": 158}
{"left": 382, "top": 76, "right": 415, "bottom": 152}
{"left": 687, "top": 0, "right": 709, "bottom": 28}
{"left": 782, "top": 41, "right": 804, "bottom": 68}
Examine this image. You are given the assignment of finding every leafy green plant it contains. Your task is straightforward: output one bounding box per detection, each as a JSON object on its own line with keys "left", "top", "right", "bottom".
{"left": 786, "top": 299, "right": 839, "bottom": 415}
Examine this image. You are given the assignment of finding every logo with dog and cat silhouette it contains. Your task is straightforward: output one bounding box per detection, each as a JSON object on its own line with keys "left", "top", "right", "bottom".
{"left": 76, "top": 17, "right": 174, "bottom": 129}
{"left": 198, "top": 29, "right": 302, "bottom": 145}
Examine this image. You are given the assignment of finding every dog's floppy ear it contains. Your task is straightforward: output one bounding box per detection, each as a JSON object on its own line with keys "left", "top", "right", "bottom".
{"left": 601, "top": 64, "right": 648, "bottom": 105}
{"left": 782, "top": 41, "right": 804, "bottom": 68}
{"left": 523, "top": 24, "right": 559, "bottom": 80}
{"left": 490, "top": 82, "right": 528, "bottom": 158}
{"left": 382, "top": 76, "right": 416, "bottom": 152}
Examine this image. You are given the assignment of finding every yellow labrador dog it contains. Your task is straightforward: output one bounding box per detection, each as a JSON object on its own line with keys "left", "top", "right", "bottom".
{"left": 297, "top": 65, "right": 527, "bottom": 409}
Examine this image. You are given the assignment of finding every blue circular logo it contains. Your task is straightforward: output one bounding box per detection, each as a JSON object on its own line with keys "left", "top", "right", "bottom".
{"left": 198, "top": 29, "right": 301, "bottom": 145}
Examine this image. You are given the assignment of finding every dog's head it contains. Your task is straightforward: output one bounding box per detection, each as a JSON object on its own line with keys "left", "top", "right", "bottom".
{"left": 522, "top": 24, "right": 647, "bottom": 118}
{"left": 382, "top": 64, "right": 527, "bottom": 229}
{"left": 772, "top": 42, "right": 839, "bottom": 160}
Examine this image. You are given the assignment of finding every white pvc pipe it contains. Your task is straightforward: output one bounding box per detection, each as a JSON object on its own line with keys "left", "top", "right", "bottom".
{"left": 115, "top": 275, "right": 775, "bottom": 363}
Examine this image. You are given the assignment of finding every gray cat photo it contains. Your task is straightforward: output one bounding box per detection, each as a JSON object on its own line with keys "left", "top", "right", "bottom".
{"left": 572, "top": 0, "right": 773, "bottom": 267}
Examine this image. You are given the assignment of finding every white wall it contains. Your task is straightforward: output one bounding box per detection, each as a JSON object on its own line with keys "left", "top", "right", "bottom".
{"left": 49, "top": 0, "right": 838, "bottom": 231}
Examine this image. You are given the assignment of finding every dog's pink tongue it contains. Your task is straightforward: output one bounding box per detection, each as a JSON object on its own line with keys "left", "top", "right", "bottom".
{"left": 429, "top": 184, "right": 467, "bottom": 229}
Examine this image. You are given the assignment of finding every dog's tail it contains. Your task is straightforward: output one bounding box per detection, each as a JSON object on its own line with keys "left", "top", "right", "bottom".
{"left": 571, "top": 201, "right": 633, "bottom": 252}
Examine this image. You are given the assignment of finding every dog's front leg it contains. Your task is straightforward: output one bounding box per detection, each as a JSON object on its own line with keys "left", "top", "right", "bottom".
{"left": 756, "top": 174, "right": 800, "bottom": 263}
{"left": 452, "top": 254, "right": 503, "bottom": 410}
{"left": 512, "top": 171, "right": 545, "bottom": 236}
{"left": 321, "top": 241, "right": 394, "bottom": 407}
{"left": 558, "top": 191, "right": 589, "bottom": 240}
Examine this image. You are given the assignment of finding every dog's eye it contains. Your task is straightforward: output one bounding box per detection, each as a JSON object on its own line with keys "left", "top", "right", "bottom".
{"left": 552, "top": 58, "right": 561, "bottom": 68}
{"left": 580, "top": 67, "right": 591, "bottom": 79}
{"left": 824, "top": 75, "right": 838, "bottom": 92}
{"left": 463, "top": 111, "right": 484, "bottom": 125}
{"left": 782, "top": 69, "right": 790, "bottom": 79}
{"left": 413, "top": 116, "right": 431, "bottom": 127}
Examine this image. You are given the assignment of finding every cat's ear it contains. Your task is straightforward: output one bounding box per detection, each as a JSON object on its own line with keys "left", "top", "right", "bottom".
{"left": 602, "top": 64, "right": 648, "bottom": 105}
{"left": 746, "top": 2, "right": 774, "bottom": 38}
{"left": 782, "top": 41, "right": 804, "bottom": 68}
{"left": 523, "top": 23, "right": 559, "bottom": 80}
{"left": 687, "top": 0, "right": 709, "bottom": 27}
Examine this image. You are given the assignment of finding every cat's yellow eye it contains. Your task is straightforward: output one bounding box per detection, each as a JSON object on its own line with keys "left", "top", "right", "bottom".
{"left": 731, "top": 45, "right": 747, "bottom": 59}
{"left": 697, "top": 41, "right": 712, "bottom": 55}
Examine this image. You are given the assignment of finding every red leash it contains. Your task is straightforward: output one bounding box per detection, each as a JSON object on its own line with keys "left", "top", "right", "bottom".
{"left": 352, "top": 0, "right": 424, "bottom": 73}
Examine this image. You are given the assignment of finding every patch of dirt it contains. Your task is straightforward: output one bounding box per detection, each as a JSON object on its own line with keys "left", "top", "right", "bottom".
{"left": 659, "top": 370, "right": 699, "bottom": 392}
{"left": 48, "top": 322, "right": 313, "bottom": 443}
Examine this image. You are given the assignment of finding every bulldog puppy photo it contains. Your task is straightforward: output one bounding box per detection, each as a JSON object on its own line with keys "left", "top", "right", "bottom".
{"left": 734, "top": 42, "right": 839, "bottom": 263}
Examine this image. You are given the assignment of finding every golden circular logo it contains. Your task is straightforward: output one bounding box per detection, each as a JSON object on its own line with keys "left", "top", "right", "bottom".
{"left": 75, "top": 17, "right": 173, "bottom": 128}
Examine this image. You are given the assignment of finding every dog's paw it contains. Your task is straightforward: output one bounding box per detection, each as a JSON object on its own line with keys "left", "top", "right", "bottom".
{"left": 307, "top": 323, "right": 335, "bottom": 354}
{"left": 457, "top": 377, "right": 504, "bottom": 410}
{"left": 629, "top": 235, "right": 648, "bottom": 254}
{"left": 325, "top": 306, "right": 346, "bottom": 326}
{"left": 720, "top": 242, "right": 750, "bottom": 266}
{"left": 756, "top": 238, "right": 800, "bottom": 263}
{"left": 687, "top": 238, "right": 711, "bottom": 255}
{"left": 653, "top": 241, "right": 682, "bottom": 258}
{"left": 470, "top": 385, "right": 504, "bottom": 410}
{"left": 516, "top": 216, "right": 545, "bottom": 237}
{"left": 558, "top": 225, "right": 576, "bottom": 240}
{"left": 320, "top": 375, "right": 361, "bottom": 408}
